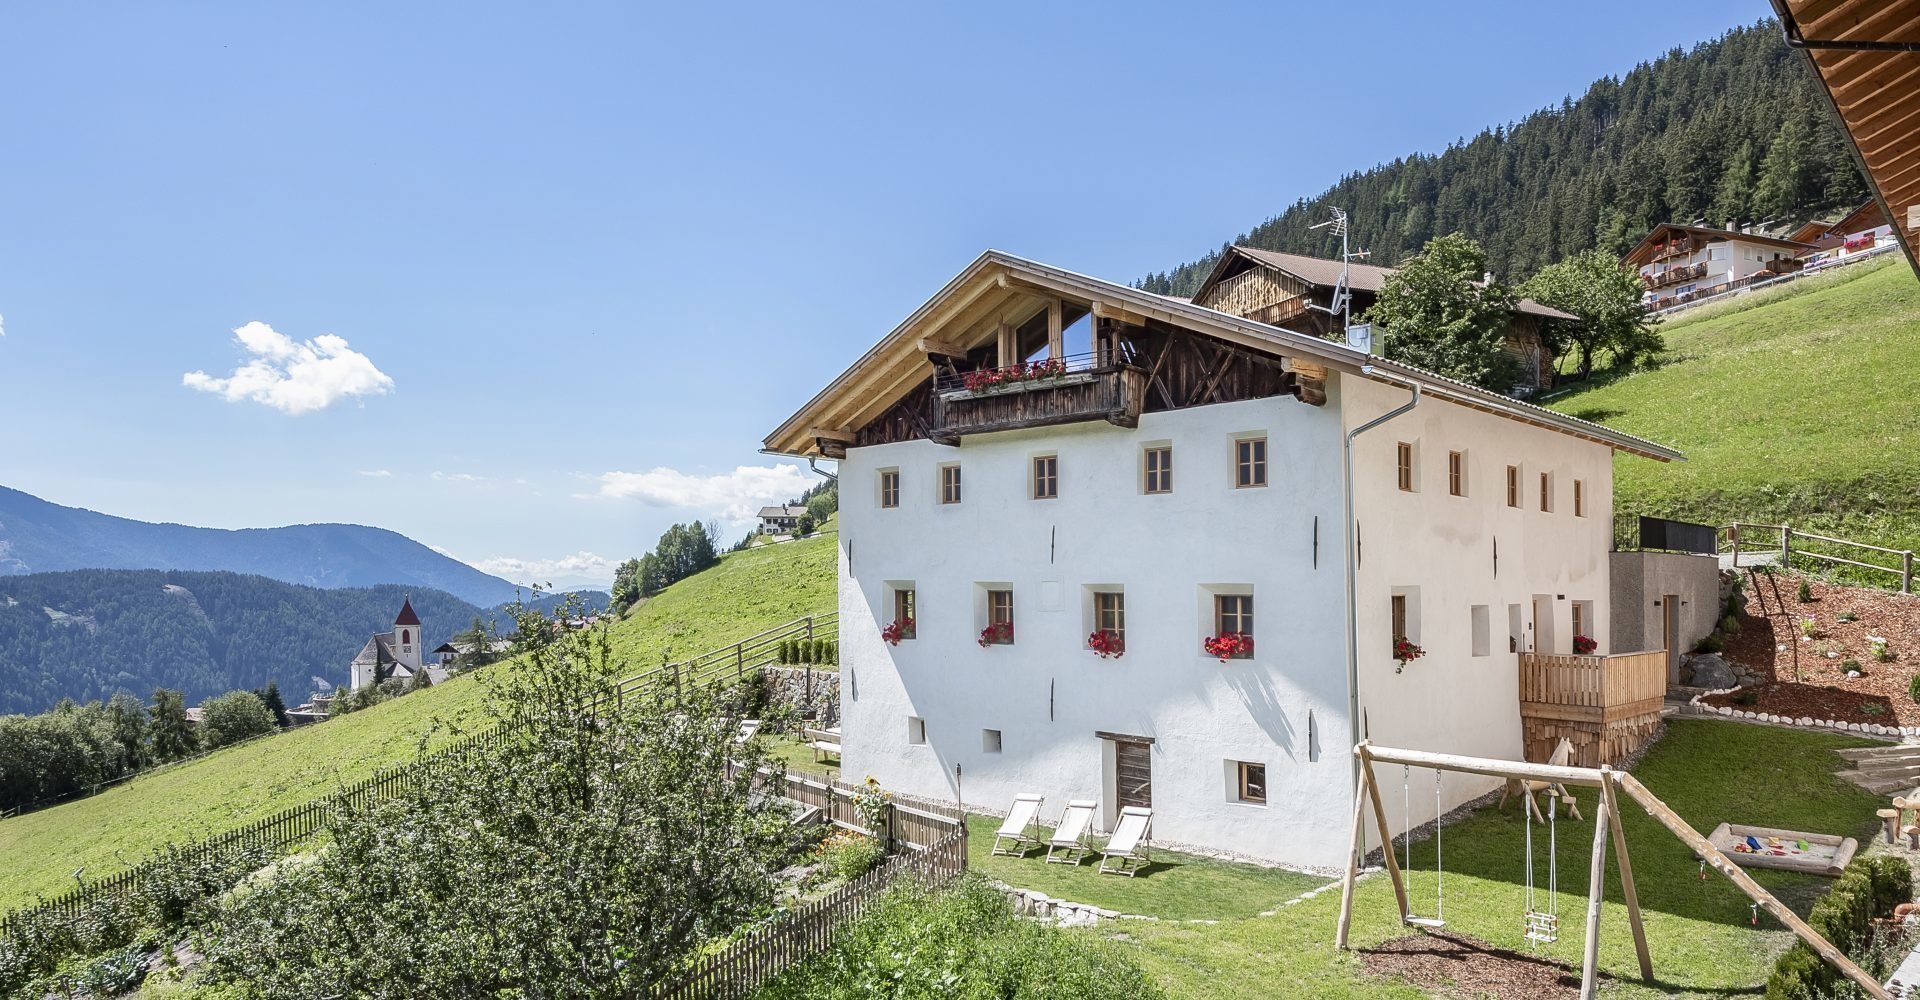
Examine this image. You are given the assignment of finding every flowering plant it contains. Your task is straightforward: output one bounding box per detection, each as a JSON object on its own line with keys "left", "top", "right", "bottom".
{"left": 1572, "top": 634, "right": 1598, "bottom": 655}
{"left": 1087, "top": 629, "right": 1125, "bottom": 659}
{"left": 1203, "top": 632, "right": 1253, "bottom": 662}
{"left": 1392, "top": 637, "right": 1425, "bottom": 673}
{"left": 851, "top": 775, "right": 893, "bottom": 836}
{"left": 881, "top": 618, "right": 915, "bottom": 646}
{"left": 1846, "top": 234, "right": 1875, "bottom": 252}
{"left": 959, "top": 358, "right": 1071, "bottom": 393}
{"left": 978, "top": 621, "right": 1014, "bottom": 647}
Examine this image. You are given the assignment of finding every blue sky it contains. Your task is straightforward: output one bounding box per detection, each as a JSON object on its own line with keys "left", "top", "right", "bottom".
{"left": 0, "top": 3, "right": 1759, "bottom": 589}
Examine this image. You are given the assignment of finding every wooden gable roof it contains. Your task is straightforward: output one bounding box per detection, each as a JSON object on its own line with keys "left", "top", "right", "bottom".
{"left": 1772, "top": 0, "right": 1920, "bottom": 275}
{"left": 1192, "top": 246, "right": 1578, "bottom": 321}
{"left": 1620, "top": 223, "right": 1818, "bottom": 268}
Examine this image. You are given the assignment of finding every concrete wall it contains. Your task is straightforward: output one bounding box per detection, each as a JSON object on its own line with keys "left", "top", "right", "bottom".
{"left": 1610, "top": 550, "right": 1721, "bottom": 672}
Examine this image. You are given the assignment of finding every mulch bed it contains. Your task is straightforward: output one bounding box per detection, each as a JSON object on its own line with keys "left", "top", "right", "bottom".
{"left": 1705, "top": 572, "right": 1920, "bottom": 726}
{"left": 1361, "top": 932, "right": 1588, "bottom": 1000}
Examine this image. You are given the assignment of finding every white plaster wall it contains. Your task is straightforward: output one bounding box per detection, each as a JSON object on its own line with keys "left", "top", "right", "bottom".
{"left": 1341, "top": 374, "right": 1617, "bottom": 842}
{"left": 837, "top": 394, "right": 1355, "bottom": 868}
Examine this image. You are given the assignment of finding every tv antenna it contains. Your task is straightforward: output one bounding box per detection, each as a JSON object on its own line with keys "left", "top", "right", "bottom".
{"left": 1306, "top": 207, "right": 1373, "bottom": 352}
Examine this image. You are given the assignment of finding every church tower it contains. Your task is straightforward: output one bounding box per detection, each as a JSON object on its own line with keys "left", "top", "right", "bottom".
{"left": 393, "top": 596, "right": 423, "bottom": 673}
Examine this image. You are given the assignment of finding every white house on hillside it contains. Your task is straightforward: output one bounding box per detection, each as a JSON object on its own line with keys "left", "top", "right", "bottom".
{"left": 1624, "top": 222, "right": 1817, "bottom": 310}
{"left": 763, "top": 251, "right": 1681, "bottom": 869}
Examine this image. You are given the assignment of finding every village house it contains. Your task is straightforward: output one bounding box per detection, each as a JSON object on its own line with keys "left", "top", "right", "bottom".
{"left": 1623, "top": 223, "right": 1817, "bottom": 310}
{"left": 1789, "top": 199, "right": 1896, "bottom": 264}
{"left": 1189, "top": 246, "right": 1576, "bottom": 396}
{"left": 757, "top": 505, "right": 808, "bottom": 535}
{"left": 763, "top": 250, "right": 1683, "bottom": 869}
{"left": 345, "top": 597, "right": 445, "bottom": 692}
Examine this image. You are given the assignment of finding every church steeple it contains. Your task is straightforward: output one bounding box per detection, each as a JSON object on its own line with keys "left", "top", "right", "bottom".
{"left": 393, "top": 596, "right": 422, "bottom": 672}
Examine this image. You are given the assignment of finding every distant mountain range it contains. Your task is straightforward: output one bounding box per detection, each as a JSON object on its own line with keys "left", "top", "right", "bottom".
{"left": 0, "top": 485, "right": 523, "bottom": 607}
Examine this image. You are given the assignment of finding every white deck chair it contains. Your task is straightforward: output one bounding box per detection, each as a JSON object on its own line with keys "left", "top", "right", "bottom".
{"left": 1098, "top": 806, "right": 1153, "bottom": 876}
{"left": 992, "top": 794, "right": 1046, "bottom": 857}
{"left": 735, "top": 719, "right": 761, "bottom": 744}
{"left": 1045, "top": 800, "right": 1098, "bottom": 865}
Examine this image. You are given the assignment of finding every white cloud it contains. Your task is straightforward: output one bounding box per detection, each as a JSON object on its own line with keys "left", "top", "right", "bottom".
{"left": 0, "top": 312, "right": 7, "bottom": 337}
{"left": 472, "top": 551, "right": 617, "bottom": 587}
{"left": 584, "top": 464, "right": 815, "bottom": 522}
{"left": 182, "top": 321, "right": 393, "bottom": 415}
{"left": 358, "top": 469, "right": 392, "bottom": 478}
{"left": 432, "top": 471, "right": 487, "bottom": 483}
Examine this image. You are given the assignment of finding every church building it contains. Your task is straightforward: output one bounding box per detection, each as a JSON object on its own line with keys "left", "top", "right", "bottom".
{"left": 347, "top": 597, "right": 446, "bottom": 691}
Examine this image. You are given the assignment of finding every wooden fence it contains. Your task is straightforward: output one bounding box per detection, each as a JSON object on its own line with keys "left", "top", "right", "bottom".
{"left": 1724, "top": 522, "right": 1915, "bottom": 593}
{"left": 1518, "top": 649, "right": 1668, "bottom": 767}
{"left": 0, "top": 612, "right": 837, "bottom": 940}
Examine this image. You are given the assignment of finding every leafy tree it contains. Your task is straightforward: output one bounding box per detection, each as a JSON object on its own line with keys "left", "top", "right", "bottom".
{"left": 199, "top": 690, "right": 277, "bottom": 749}
{"left": 610, "top": 557, "right": 642, "bottom": 612}
{"left": 149, "top": 688, "right": 197, "bottom": 762}
{"left": 205, "top": 602, "right": 792, "bottom": 998}
{"left": 794, "top": 512, "right": 817, "bottom": 537}
{"left": 1366, "top": 233, "right": 1521, "bottom": 390}
{"left": 104, "top": 691, "right": 150, "bottom": 770}
{"left": 804, "top": 483, "right": 837, "bottom": 525}
{"left": 1519, "top": 249, "right": 1665, "bottom": 379}
{"left": 255, "top": 680, "right": 290, "bottom": 727}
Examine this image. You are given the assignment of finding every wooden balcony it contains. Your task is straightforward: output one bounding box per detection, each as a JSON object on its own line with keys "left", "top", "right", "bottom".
{"left": 931, "top": 358, "right": 1147, "bottom": 440}
{"left": 1644, "top": 261, "right": 1707, "bottom": 290}
{"left": 1518, "top": 650, "right": 1668, "bottom": 767}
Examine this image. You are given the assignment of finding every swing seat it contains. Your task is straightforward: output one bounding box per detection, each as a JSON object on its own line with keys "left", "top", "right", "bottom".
{"left": 1524, "top": 910, "right": 1559, "bottom": 944}
{"left": 1404, "top": 915, "right": 1446, "bottom": 930}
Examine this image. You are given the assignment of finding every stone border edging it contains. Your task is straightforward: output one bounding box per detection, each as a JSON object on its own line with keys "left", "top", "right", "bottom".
{"left": 1686, "top": 687, "right": 1915, "bottom": 738}
{"left": 990, "top": 872, "right": 1346, "bottom": 927}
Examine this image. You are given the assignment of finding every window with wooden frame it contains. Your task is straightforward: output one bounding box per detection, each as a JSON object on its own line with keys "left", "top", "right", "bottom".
{"left": 1448, "top": 451, "right": 1466, "bottom": 497}
{"left": 1032, "top": 454, "right": 1058, "bottom": 500}
{"left": 879, "top": 469, "right": 900, "bottom": 509}
{"left": 1143, "top": 446, "right": 1173, "bottom": 494}
{"left": 1235, "top": 436, "right": 1267, "bottom": 488}
{"left": 1571, "top": 601, "right": 1586, "bottom": 643}
{"left": 1539, "top": 471, "right": 1553, "bottom": 512}
{"left": 1396, "top": 442, "right": 1415, "bottom": 492}
{"left": 1235, "top": 761, "right": 1267, "bottom": 805}
{"left": 1214, "top": 594, "right": 1253, "bottom": 657}
{"left": 985, "top": 589, "right": 1014, "bottom": 644}
{"left": 1095, "top": 591, "right": 1125, "bottom": 640}
{"left": 1573, "top": 479, "right": 1585, "bottom": 517}
{"left": 1391, "top": 594, "right": 1408, "bottom": 651}
{"left": 893, "top": 588, "right": 916, "bottom": 640}
{"left": 1506, "top": 465, "right": 1520, "bottom": 508}
{"left": 940, "top": 464, "right": 962, "bottom": 505}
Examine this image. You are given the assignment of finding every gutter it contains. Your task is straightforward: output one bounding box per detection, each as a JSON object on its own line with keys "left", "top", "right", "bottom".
{"left": 1342, "top": 367, "right": 1421, "bottom": 813}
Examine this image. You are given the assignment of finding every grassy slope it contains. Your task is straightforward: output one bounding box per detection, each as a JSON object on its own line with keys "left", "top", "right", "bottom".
{"left": 0, "top": 530, "right": 837, "bottom": 912}
{"left": 1548, "top": 258, "right": 1920, "bottom": 553}
{"left": 1114, "top": 719, "right": 1881, "bottom": 999}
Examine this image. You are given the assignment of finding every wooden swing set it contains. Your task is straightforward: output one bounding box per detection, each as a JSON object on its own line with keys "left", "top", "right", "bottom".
{"left": 1334, "top": 741, "right": 1891, "bottom": 1000}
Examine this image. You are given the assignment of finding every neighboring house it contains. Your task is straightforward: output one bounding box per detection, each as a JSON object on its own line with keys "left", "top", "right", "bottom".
{"left": 1188, "top": 246, "right": 1577, "bottom": 396}
{"left": 1791, "top": 200, "right": 1895, "bottom": 263}
{"left": 1623, "top": 223, "right": 1816, "bottom": 309}
{"left": 757, "top": 505, "right": 808, "bottom": 535}
{"left": 762, "top": 249, "right": 1680, "bottom": 870}
{"left": 346, "top": 597, "right": 446, "bottom": 691}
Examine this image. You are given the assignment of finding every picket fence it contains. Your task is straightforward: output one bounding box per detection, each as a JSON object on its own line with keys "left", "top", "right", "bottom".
{"left": 0, "top": 612, "right": 837, "bottom": 940}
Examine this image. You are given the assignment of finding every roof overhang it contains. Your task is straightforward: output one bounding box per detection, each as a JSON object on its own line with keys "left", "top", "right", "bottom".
{"left": 1771, "top": 0, "right": 1920, "bottom": 276}
{"left": 762, "top": 250, "right": 1683, "bottom": 463}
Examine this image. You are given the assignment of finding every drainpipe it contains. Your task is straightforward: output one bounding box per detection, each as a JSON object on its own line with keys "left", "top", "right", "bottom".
{"left": 1343, "top": 366, "right": 1421, "bottom": 801}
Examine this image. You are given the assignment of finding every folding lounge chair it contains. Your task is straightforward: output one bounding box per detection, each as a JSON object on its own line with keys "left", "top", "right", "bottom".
{"left": 734, "top": 719, "right": 761, "bottom": 744}
{"left": 1045, "top": 800, "right": 1098, "bottom": 865}
{"left": 992, "top": 793, "right": 1046, "bottom": 857}
{"left": 1098, "top": 806, "right": 1153, "bottom": 876}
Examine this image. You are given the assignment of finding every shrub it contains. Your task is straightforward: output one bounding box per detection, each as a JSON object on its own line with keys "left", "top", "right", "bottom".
{"left": 1694, "top": 633, "right": 1724, "bottom": 654}
{"left": 1862, "top": 702, "right": 1885, "bottom": 717}
{"left": 1908, "top": 672, "right": 1920, "bottom": 704}
{"left": 813, "top": 830, "right": 885, "bottom": 882}
{"left": 1765, "top": 852, "right": 1912, "bottom": 998}
{"left": 199, "top": 691, "right": 278, "bottom": 750}
{"left": 1842, "top": 659, "right": 1862, "bottom": 674}
{"left": 1871, "top": 637, "right": 1894, "bottom": 663}
{"left": 1722, "top": 614, "right": 1741, "bottom": 635}
{"left": 1798, "top": 579, "right": 1814, "bottom": 603}
{"left": 1839, "top": 611, "right": 1859, "bottom": 623}
{"left": 1800, "top": 618, "right": 1821, "bottom": 640}
{"left": 1733, "top": 688, "right": 1761, "bottom": 706}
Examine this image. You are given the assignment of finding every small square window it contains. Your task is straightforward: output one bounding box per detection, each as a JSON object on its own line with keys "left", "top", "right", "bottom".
{"left": 1506, "top": 465, "right": 1520, "bottom": 508}
{"left": 1143, "top": 446, "right": 1173, "bottom": 494}
{"left": 1235, "top": 761, "right": 1267, "bottom": 805}
{"left": 1396, "top": 442, "right": 1415, "bottom": 492}
{"left": 1032, "top": 454, "right": 1058, "bottom": 500}
{"left": 879, "top": 469, "right": 900, "bottom": 509}
{"left": 940, "top": 464, "right": 962, "bottom": 505}
{"left": 1235, "top": 436, "right": 1267, "bottom": 488}
{"left": 907, "top": 717, "right": 926, "bottom": 745}
{"left": 1448, "top": 451, "right": 1466, "bottom": 497}
{"left": 1573, "top": 479, "right": 1586, "bottom": 517}
{"left": 983, "top": 729, "right": 1003, "bottom": 754}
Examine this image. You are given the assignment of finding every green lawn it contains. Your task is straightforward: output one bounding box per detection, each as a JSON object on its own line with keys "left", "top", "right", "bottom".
{"left": 1106, "top": 719, "right": 1883, "bottom": 998}
{"left": 1549, "top": 258, "right": 1920, "bottom": 555}
{"left": 0, "top": 531, "right": 838, "bottom": 913}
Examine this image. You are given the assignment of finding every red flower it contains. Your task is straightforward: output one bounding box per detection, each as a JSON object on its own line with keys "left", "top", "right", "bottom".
{"left": 978, "top": 621, "right": 1014, "bottom": 647}
{"left": 1203, "top": 633, "right": 1252, "bottom": 662}
{"left": 881, "top": 618, "right": 915, "bottom": 646}
{"left": 1087, "top": 630, "right": 1125, "bottom": 659}
{"left": 1392, "top": 637, "right": 1425, "bottom": 673}
{"left": 1572, "top": 634, "right": 1597, "bottom": 655}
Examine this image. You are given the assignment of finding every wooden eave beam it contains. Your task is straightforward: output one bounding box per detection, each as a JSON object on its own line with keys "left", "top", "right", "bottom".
{"left": 1092, "top": 300, "right": 1150, "bottom": 327}
{"left": 807, "top": 426, "right": 855, "bottom": 444}
{"left": 917, "top": 337, "right": 970, "bottom": 359}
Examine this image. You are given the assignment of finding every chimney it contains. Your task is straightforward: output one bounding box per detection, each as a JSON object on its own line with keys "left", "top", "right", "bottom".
{"left": 1726, "top": 221, "right": 1738, "bottom": 232}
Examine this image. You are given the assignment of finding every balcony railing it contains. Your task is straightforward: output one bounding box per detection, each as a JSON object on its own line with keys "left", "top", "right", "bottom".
{"left": 932, "top": 353, "right": 1147, "bottom": 438}
{"left": 1518, "top": 650, "right": 1667, "bottom": 724}
{"left": 1643, "top": 261, "right": 1707, "bottom": 290}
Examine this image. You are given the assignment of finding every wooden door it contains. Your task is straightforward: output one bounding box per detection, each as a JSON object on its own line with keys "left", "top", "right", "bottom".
{"left": 1115, "top": 740, "right": 1152, "bottom": 811}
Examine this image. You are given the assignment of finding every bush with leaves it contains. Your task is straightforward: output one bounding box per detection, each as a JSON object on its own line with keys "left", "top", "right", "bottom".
{"left": 202, "top": 600, "right": 795, "bottom": 999}
{"left": 1765, "top": 853, "right": 1912, "bottom": 998}
{"left": 761, "top": 874, "right": 1163, "bottom": 1000}
{"left": 1366, "top": 233, "right": 1522, "bottom": 391}
{"left": 813, "top": 830, "right": 885, "bottom": 883}
{"left": 197, "top": 691, "right": 277, "bottom": 750}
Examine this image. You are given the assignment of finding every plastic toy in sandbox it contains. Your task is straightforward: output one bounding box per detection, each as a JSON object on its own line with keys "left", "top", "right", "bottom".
{"left": 1704, "top": 822, "right": 1858, "bottom": 877}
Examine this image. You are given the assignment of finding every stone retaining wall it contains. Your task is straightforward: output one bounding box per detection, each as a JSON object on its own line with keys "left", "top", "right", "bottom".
{"left": 761, "top": 666, "right": 840, "bottom": 728}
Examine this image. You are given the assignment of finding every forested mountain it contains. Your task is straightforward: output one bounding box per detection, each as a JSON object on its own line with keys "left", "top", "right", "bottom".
{"left": 1140, "top": 20, "right": 1869, "bottom": 297}
{"left": 0, "top": 570, "right": 484, "bottom": 714}
{"left": 0, "top": 485, "right": 522, "bottom": 606}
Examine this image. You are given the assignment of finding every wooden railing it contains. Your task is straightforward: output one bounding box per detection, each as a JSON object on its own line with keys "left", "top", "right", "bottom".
{"left": 932, "top": 365, "right": 1147, "bottom": 438}
{"left": 1724, "top": 522, "right": 1915, "bottom": 593}
{"left": 1518, "top": 649, "right": 1668, "bottom": 723}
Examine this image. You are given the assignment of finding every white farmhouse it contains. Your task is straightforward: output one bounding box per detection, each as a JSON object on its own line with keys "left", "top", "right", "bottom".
{"left": 763, "top": 251, "right": 1682, "bottom": 870}
{"left": 1625, "top": 222, "right": 1816, "bottom": 310}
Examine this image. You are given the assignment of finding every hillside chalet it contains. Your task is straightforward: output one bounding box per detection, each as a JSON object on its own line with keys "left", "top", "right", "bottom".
{"left": 1788, "top": 200, "right": 1896, "bottom": 263}
{"left": 764, "top": 249, "right": 1684, "bottom": 868}
{"left": 1623, "top": 223, "right": 1817, "bottom": 310}
{"left": 1189, "top": 246, "right": 1575, "bottom": 396}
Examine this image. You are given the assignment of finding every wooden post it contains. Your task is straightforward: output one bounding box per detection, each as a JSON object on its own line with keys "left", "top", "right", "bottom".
{"left": 1731, "top": 525, "right": 1741, "bottom": 568}
{"left": 1580, "top": 772, "right": 1612, "bottom": 1000}
{"left": 1336, "top": 763, "right": 1371, "bottom": 950}
{"left": 1047, "top": 300, "right": 1063, "bottom": 360}
{"left": 1357, "top": 744, "right": 1411, "bottom": 922}
{"left": 1614, "top": 772, "right": 1890, "bottom": 1000}
{"left": 1601, "top": 771, "right": 1654, "bottom": 983}
{"left": 1904, "top": 551, "right": 1913, "bottom": 594}
{"left": 1782, "top": 525, "right": 1793, "bottom": 572}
